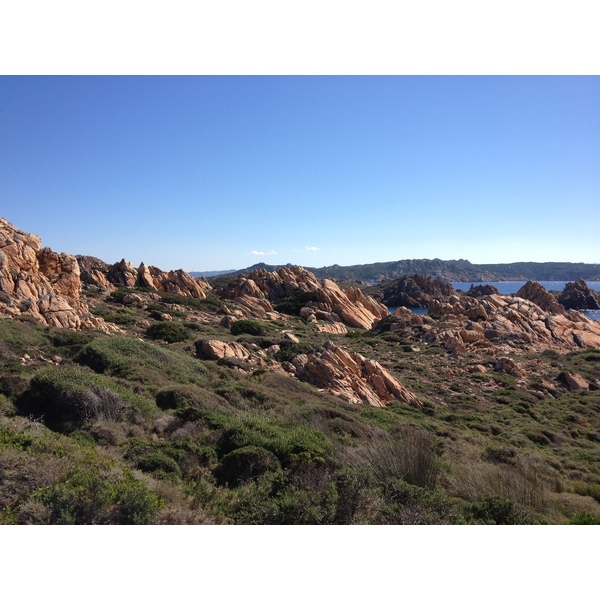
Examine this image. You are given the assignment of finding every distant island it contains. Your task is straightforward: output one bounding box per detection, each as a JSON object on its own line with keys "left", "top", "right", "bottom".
{"left": 212, "top": 259, "right": 600, "bottom": 283}
{"left": 189, "top": 269, "right": 236, "bottom": 278}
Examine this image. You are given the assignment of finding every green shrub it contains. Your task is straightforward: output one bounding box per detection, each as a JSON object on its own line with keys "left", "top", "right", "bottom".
{"left": 31, "top": 467, "right": 163, "bottom": 524}
{"left": 146, "top": 321, "right": 190, "bottom": 343}
{"left": 377, "top": 479, "right": 465, "bottom": 525}
{"left": 135, "top": 452, "right": 182, "bottom": 481}
{"left": 0, "top": 318, "right": 48, "bottom": 354}
{"left": 155, "top": 386, "right": 190, "bottom": 410}
{"left": 230, "top": 320, "right": 266, "bottom": 336}
{"left": 216, "top": 416, "right": 331, "bottom": 468}
{"left": 468, "top": 496, "right": 531, "bottom": 525}
{"left": 18, "top": 366, "right": 153, "bottom": 431}
{"left": 274, "top": 340, "right": 320, "bottom": 363}
{"left": 272, "top": 291, "right": 318, "bottom": 315}
{"left": 50, "top": 329, "right": 97, "bottom": 353}
{"left": 228, "top": 462, "right": 343, "bottom": 525}
{"left": 0, "top": 422, "right": 33, "bottom": 450}
{"left": 76, "top": 335, "right": 209, "bottom": 387}
{"left": 0, "top": 374, "right": 29, "bottom": 399}
{"left": 569, "top": 481, "right": 600, "bottom": 503}
{"left": 568, "top": 512, "right": 600, "bottom": 525}
{"left": 0, "top": 393, "right": 16, "bottom": 417}
{"left": 214, "top": 446, "right": 282, "bottom": 487}
{"left": 483, "top": 446, "right": 517, "bottom": 465}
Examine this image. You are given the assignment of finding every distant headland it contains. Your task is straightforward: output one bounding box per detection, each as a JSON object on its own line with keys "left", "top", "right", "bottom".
{"left": 193, "top": 259, "right": 600, "bottom": 283}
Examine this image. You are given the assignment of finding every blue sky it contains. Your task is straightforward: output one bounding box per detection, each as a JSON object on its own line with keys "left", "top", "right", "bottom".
{"left": 1, "top": 76, "right": 598, "bottom": 271}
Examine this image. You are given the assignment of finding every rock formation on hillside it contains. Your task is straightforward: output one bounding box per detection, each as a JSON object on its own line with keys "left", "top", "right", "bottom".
{"left": 77, "top": 256, "right": 211, "bottom": 299}
{"left": 290, "top": 341, "right": 421, "bottom": 407}
{"left": 77, "top": 255, "right": 115, "bottom": 290}
{"left": 0, "top": 218, "right": 109, "bottom": 330}
{"left": 367, "top": 274, "right": 454, "bottom": 308}
{"left": 377, "top": 285, "right": 600, "bottom": 355}
{"left": 218, "top": 266, "right": 389, "bottom": 329}
{"left": 424, "top": 291, "right": 600, "bottom": 353}
{"left": 466, "top": 284, "right": 500, "bottom": 297}
{"left": 516, "top": 281, "right": 565, "bottom": 315}
{"left": 558, "top": 279, "right": 600, "bottom": 311}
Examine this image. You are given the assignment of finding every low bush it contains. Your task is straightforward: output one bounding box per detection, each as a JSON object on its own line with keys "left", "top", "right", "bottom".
{"left": 0, "top": 319, "right": 48, "bottom": 355}
{"left": 568, "top": 512, "right": 600, "bottom": 525}
{"left": 156, "top": 386, "right": 192, "bottom": 410}
{"left": 135, "top": 452, "right": 182, "bottom": 481}
{"left": 146, "top": 322, "right": 190, "bottom": 343}
{"left": 216, "top": 416, "right": 331, "bottom": 468}
{"left": 483, "top": 446, "right": 517, "bottom": 465}
{"left": 30, "top": 467, "right": 164, "bottom": 524}
{"left": 0, "top": 374, "right": 29, "bottom": 399}
{"left": 272, "top": 291, "right": 318, "bottom": 315}
{"left": 468, "top": 496, "right": 531, "bottom": 525}
{"left": 569, "top": 481, "right": 600, "bottom": 503}
{"left": 156, "top": 384, "right": 222, "bottom": 412}
{"left": 274, "top": 340, "right": 320, "bottom": 363}
{"left": 214, "top": 446, "right": 282, "bottom": 487}
{"left": 76, "top": 335, "right": 209, "bottom": 388}
{"left": 230, "top": 320, "right": 266, "bottom": 336}
{"left": 50, "top": 329, "right": 97, "bottom": 353}
{"left": 17, "top": 367, "right": 153, "bottom": 431}
{"left": 91, "top": 307, "right": 139, "bottom": 325}
{"left": 376, "top": 478, "right": 465, "bottom": 525}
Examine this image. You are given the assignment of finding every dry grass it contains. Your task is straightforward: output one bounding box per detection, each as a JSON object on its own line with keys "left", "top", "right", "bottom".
{"left": 444, "top": 453, "right": 559, "bottom": 512}
{"left": 351, "top": 425, "right": 441, "bottom": 489}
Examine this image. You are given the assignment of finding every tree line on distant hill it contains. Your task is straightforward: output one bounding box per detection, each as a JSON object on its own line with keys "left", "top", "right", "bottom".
{"left": 207, "top": 259, "right": 600, "bottom": 283}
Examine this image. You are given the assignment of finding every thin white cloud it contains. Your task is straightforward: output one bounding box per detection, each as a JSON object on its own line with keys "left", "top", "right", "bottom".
{"left": 306, "top": 246, "right": 320, "bottom": 252}
{"left": 250, "top": 250, "right": 277, "bottom": 256}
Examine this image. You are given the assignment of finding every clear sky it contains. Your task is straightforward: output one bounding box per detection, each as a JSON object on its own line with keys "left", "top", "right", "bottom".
{"left": 1, "top": 76, "right": 599, "bottom": 271}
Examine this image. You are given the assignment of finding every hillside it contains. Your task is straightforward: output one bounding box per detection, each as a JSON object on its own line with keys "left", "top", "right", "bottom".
{"left": 222, "top": 259, "right": 600, "bottom": 283}
{"left": 1, "top": 217, "right": 600, "bottom": 525}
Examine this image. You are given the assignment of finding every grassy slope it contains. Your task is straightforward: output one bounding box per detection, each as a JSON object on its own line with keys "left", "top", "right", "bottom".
{"left": 0, "top": 286, "right": 599, "bottom": 525}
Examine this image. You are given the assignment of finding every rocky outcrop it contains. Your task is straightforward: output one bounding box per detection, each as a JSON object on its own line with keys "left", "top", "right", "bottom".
{"left": 194, "top": 338, "right": 288, "bottom": 376}
{"left": 558, "top": 279, "right": 600, "bottom": 311}
{"left": 557, "top": 371, "right": 589, "bottom": 391}
{"left": 77, "top": 255, "right": 115, "bottom": 291}
{"left": 0, "top": 218, "right": 110, "bottom": 330}
{"left": 423, "top": 292, "right": 600, "bottom": 353}
{"left": 306, "top": 280, "right": 389, "bottom": 329}
{"left": 222, "top": 266, "right": 321, "bottom": 303}
{"left": 368, "top": 274, "right": 454, "bottom": 308}
{"left": 218, "top": 266, "right": 389, "bottom": 329}
{"left": 150, "top": 267, "right": 211, "bottom": 299}
{"left": 218, "top": 266, "right": 319, "bottom": 319}
{"left": 78, "top": 257, "right": 211, "bottom": 299}
{"left": 37, "top": 248, "right": 82, "bottom": 300}
{"left": 466, "top": 284, "right": 500, "bottom": 297}
{"left": 516, "top": 281, "right": 565, "bottom": 315}
{"left": 315, "top": 323, "right": 348, "bottom": 334}
{"left": 107, "top": 259, "right": 139, "bottom": 287}
{"left": 290, "top": 341, "right": 421, "bottom": 407}
{"left": 196, "top": 340, "right": 251, "bottom": 361}
{"left": 495, "top": 356, "right": 527, "bottom": 378}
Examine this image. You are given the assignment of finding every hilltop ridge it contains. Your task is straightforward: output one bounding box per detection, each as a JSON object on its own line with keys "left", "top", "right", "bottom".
{"left": 212, "top": 259, "right": 600, "bottom": 283}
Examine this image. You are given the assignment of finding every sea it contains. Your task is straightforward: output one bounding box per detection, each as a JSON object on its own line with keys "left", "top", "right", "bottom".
{"left": 388, "top": 281, "right": 600, "bottom": 321}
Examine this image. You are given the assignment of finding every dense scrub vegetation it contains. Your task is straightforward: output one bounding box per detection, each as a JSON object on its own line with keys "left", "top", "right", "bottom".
{"left": 1, "top": 284, "right": 599, "bottom": 525}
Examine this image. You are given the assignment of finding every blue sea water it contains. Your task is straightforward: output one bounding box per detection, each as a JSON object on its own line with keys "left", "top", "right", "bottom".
{"left": 450, "top": 281, "right": 600, "bottom": 321}
{"left": 450, "top": 281, "right": 600, "bottom": 294}
{"left": 387, "top": 281, "right": 600, "bottom": 321}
